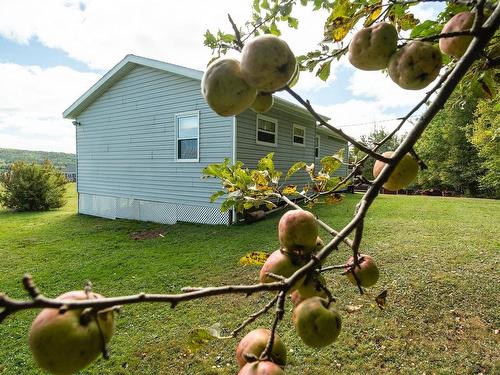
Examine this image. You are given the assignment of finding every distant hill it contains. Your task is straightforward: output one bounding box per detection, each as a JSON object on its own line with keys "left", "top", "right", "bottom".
{"left": 0, "top": 148, "right": 76, "bottom": 173}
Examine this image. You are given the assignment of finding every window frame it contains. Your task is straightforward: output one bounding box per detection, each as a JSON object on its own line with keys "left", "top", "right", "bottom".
{"left": 175, "top": 110, "right": 200, "bottom": 163}
{"left": 292, "top": 124, "right": 306, "bottom": 147}
{"left": 315, "top": 135, "right": 320, "bottom": 158}
{"left": 255, "top": 114, "right": 278, "bottom": 147}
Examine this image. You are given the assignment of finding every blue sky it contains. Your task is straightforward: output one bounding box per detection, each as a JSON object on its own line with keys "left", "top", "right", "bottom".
{"left": 0, "top": 0, "right": 441, "bottom": 153}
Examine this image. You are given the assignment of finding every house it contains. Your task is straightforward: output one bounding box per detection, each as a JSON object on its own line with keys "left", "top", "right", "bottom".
{"left": 63, "top": 55, "right": 348, "bottom": 225}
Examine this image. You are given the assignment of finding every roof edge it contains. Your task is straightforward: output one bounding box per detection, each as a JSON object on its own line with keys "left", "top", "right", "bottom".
{"left": 63, "top": 55, "right": 204, "bottom": 119}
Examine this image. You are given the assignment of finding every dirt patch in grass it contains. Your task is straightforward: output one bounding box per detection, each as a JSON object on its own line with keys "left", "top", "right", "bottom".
{"left": 129, "top": 230, "right": 165, "bottom": 240}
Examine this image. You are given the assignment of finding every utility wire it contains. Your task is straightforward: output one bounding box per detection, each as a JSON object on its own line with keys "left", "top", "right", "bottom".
{"left": 335, "top": 115, "right": 419, "bottom": 128}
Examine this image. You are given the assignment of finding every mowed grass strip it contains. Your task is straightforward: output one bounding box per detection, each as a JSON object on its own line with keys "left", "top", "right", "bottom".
{"left": 0, "top": 184, "right": 498, "bottom": 374}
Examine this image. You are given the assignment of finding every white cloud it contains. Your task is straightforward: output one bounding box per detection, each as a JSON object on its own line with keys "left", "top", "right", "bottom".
{"left": 314, "top": 99, "right": 410, "bottom": 139}
{"left": 0, "top": 63, "right": 100, "bottom": 152}
{"left": 348, "top": 68, "right": 429, "bottom": 108}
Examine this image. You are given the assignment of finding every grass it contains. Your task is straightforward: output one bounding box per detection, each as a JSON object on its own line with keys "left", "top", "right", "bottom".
{"left": 0, "top": 184, "right": 499, "bottom": 374}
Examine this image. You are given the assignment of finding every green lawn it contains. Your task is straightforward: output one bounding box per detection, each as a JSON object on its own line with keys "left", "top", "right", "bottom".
{"left": 0, "top": 184, "right": 499, "bottom": 374}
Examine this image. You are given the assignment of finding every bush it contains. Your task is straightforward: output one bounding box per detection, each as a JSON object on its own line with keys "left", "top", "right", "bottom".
{"left": 0, "top": 160, "right": 67, "bottom": 211}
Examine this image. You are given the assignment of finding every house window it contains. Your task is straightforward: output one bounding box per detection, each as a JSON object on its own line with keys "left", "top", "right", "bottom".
{"left": 293, "top": 124, "right": 306, "bottom": 146}
{"left": 175, "top": 111, "right": 199, "bottom": 161}
{"left": 315, "top": 135, "right": 320, "bottom": 158}
{"left": 256, "top": 115, "right": 278, "bottom": 146}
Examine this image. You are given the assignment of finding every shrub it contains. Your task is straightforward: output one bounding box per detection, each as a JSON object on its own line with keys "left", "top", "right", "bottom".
{"left": 0, "top": 160, "right": 67, "bottom": 211}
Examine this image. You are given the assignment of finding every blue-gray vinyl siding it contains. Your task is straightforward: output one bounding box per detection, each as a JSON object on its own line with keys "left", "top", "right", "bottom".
{"left": 76, "top": 65, "right": 233, "bottom": 208}
{"left": 235, "top": 101, "right": 348, "bottom": 190}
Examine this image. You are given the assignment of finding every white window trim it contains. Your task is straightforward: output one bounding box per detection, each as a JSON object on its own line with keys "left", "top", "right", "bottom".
{"left": 292, "top": 124, "right": 306, "bottom": 147}
{"left": 256, "top": 114, "right": 278, "bottom": 147}
{"left": 315, "top": 135, "right": 320, "bottom": 158}
{"left": 175, "top": 110, "right": 200, "bottom": 162}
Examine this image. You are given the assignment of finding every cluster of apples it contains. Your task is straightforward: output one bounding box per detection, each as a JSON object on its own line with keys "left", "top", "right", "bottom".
{"left": 201, "top": 35, "right": 298, "bottom": 117}
{"left": 235, "top": 209, "right": 380, "bottom": 374}
{"left": 348, "top": 12, "right": 477, "bottom": 90}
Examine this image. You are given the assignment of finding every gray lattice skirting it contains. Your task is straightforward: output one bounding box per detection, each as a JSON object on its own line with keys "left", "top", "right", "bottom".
{"left": 78, "top": 193, "right": 230, "bottom": 225}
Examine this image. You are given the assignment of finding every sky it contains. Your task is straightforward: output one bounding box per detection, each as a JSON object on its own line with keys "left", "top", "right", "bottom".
{"left": 0, "top": 0, "right": 442, "bottom": 153}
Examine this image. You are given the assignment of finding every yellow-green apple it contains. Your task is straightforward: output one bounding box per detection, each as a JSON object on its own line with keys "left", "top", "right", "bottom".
{"left": 259, "top": 250, "right": 305, "bottom": 290}
{"left": 388, "top": 41, "right": 442, "bottom": 90}
{"left": 293, "top": 297, "right": 342, "bottom": 348}
{"left": 240, "top": 35, "right": 297, "bottom": 92}
{"left": 291, "top": 273, "right": 328, "bottom": 306}
{"left": 348, "top": 22, "right": 398, "bottom": 70}
{"left": 235, "top": 328, "right": 286, "bottom": 368}
{"left": 201, "top": 58, "right": 257, "bottom": 116}
{"left": 439, "top": 12, "right": 476, "bottom": 58}
{"left": 345, "top": 254, "right": 379, "bottom": 288}
{"left": 29, "top": 291, "right": 115, "bottom": 375}
{"left": 278, "top": 210, "right": 318, "bottom": 253}
{"left": 251, "top": 92, "right": 274, "bottom": 113}
{"left": 372, "top": 151, "right": 419, "bottom": 191}
{"left": 238, "top": 361, "right": 285, "bottom": 375}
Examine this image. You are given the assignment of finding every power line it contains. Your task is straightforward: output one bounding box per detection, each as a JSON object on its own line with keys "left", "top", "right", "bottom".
{"left": 335, "top": 115, "right": 420, "bottom": 128}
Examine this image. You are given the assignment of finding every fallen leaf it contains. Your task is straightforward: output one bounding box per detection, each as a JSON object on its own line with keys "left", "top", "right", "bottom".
{"left": 375, "top": 290, "right": 388, "bottom": 310}
{"left": 345, "top": 304, "right": 363, "bottom": 313}
{"left": 239, "top": 251, "right": 269, "bottom": 266}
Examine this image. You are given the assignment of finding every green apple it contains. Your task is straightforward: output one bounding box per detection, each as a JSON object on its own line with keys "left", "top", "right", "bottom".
{"left": 278, "top": 210, "right": 318, "bottom": 253}
{"left": 238, "top": 361, "right": 285, "bottom": 375}
{"left": 348, "top": 22, "right": 398, "bottom": 70}
{"left": 293, "top": 297, "right": 342, "bottom": 348}
{"left": 388, "top": 41, "right": 442, "bottom": 90}
{"left": 241, "top": 35, "right": 297, "bottom": 92}
{"left": 439, "top": 12, "right": 476, "bottom": 58}
{"left": 373, "top": 151, "right": 419, "bottom": 191}
{"left": 29, "top": 290, "right": 115, "bottom": 375}
{"left": 251, "top": 92, "right": 274, "bottom": 113}
{"left": 201, "top": 58, "right": 257, "bottom": 116}
{"left": 345, "top": 254, "right": 379, "bottom": 288}
{"left": 291, "top": 273, "right": 328, "bottom": 306}
{"left": 235, "top": 328, "right": 286, "bottom": 368}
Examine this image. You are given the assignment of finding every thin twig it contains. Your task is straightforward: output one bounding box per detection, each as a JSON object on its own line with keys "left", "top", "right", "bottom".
{"left": 222, "top": 294, "right": 280, "bottom": 339}
{"left": 285, "top": 87, "right": 392, "bottom": 164}
{"left": 259, "top": 292, "right": 286, "bottom": 360}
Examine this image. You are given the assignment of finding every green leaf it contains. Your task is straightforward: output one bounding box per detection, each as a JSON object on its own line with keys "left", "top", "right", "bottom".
{"left": 398, "top": 13, "right": 419, "bottom": 31}
{"left": 218, "top": 32, "right": 235, "bottom": 43}
{"left": 410, "top": 20, "right": 442, "bottom": 38}
{"left": 209, "top": 190, "right": 225, "bottom": 203}
{"left": 203, "top": 30, "right": 217, "bottom": 48}
{"left": 320, "top": 155, "right": 341, "bottom": 174}
{"left": 325, "top": 176, "right": 342, "bottom": 190}
{"left": 257, "top": 153, "right": 275, "bottom": 172}
{"left": 261, "top": 0, "right": 270, "bottom": 10}
{"left": 317, "top": 60, "right": 331, "bottom": 82}
{"left": 279, "top": 3, "right": 293, "bottom": 17}
{"left": 221, "top": 199, "right": 236, "bottom": 212}
{"left": 269, "top": 21, "right": 281, "bottom": 36}
{"left": 253, "top": 0, "right": 260, "bottom": 13}
{"left": 286, "top": 161, "right": 306, "bottom": 179}
{"left": 287, "top": 16, "right": 299, "bottom": 29}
